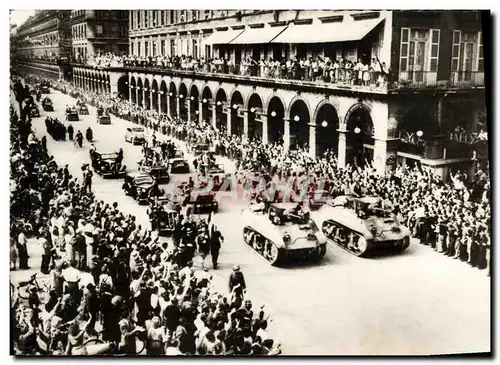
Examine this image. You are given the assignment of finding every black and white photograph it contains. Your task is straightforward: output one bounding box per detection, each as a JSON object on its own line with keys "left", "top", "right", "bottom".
{"left": 8, "top": 7, "right": 492, "bottom": 357}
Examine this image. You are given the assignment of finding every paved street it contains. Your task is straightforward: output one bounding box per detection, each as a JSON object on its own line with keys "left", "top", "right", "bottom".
{"left": 11, "top": 88, "right": 491, "bottom": 355}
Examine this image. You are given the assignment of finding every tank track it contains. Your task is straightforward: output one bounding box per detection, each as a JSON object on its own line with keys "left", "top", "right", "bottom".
{"left": 243, "top": 226, "right": 327, "bottom": 265}
{"left": 243, "top": 226, "right": 282, "bottom": 265}
{"left": 322, "top": 220, "right": 409, "bottom": 257}
{"left": 321, "top": 220, "right": 369, "bottom": 257}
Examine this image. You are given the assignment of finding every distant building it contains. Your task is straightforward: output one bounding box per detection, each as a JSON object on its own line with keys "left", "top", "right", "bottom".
{"left": 71, "top": 10, "right": 129, "bottom": 63}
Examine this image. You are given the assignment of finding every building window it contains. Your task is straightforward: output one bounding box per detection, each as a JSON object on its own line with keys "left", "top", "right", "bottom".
{"left": 170, "top": 39, "right": 175, "bottom": 56}
{"left": 477, "top": 31, "right": 483, "bottom": 72}
{"left": 131, "top": 42, "right": 134, "bottom": 56}
{"left": 96, "top": 24, "right": 103, "bottom": 37}
{"left": 180, "top": 10, "right": 186, "bottom": 23}
{"left": 170, "top": 10, "right": 174, "bottom": 24}
{"left": 152, "top": 11, "right": 156, "bottom": 26}
{"left": 136, "top": 11, "right": 141, "bottom": 29}
{"left": 143, "top": 10, "right": 148, "bottom": 28}
{"left": 191, "top": 10, "right": 198, "bottom": 21}
{"left": 161, "top": 40, "right": 166, "bottom": 56}
{"left": 399, "top": 27, "right": 437, "bottom": 74}
{"left": 161, "top": 11, "right": 166, "bottom": 26}
{"left": 137, "top": 42, "right": 141, "bottom": 56}
{"left": 145, "top": 41, "right": 149, "bottom": 57}
{"left": 428, "top": 29, "right": 440, "bottom": 72}
{"left": 152, "top": 41, "right": 157, "bottom": 57}
{"left": 204, "top": 10, "right": 212, "bottom": 20}
{"left": 451, "top": 30, "right": 481, "bottom": 73}
{"left": 192, "top": 39, "right": 198, "bottom": 58}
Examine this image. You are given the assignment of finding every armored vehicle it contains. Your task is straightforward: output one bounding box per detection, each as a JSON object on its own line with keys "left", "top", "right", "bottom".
{"left": 315, "top": 195, "right": 411, "bottom": 257}
{"left": 241, "top": 202, "right": 327, "bottom": 266}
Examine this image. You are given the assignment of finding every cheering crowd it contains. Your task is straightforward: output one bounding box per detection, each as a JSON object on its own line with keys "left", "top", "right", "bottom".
{"left": 10, "top": 77, "right": 282, "bottom": 356}
{"left": 74, "top": 52, "right": 390, "bottom": 88}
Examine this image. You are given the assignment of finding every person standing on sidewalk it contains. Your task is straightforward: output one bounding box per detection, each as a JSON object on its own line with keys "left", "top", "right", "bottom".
{"left": 82, "top": 166, "right": 93, "bottom": 193}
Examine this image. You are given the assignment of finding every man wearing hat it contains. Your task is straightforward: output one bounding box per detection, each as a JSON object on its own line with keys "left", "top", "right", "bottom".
{"left": 229, "top": 265, "right": 246, "bottom": 299}
{"left": 209, "top": 225, "right": 223, "bottom": 270}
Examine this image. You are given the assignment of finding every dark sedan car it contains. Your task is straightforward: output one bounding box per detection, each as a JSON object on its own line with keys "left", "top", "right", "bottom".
{"left": 122, "top": 173, "right": 165, "bottom": 205}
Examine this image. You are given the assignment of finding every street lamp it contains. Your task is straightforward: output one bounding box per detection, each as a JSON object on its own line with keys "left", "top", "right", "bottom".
{"left": 294, "top": 115, "right": 300, "bottom": 122}
{"left": 271, "top": 111, "right": 276, "bottom": 117}
{"left": 354, "top": 127, "right": 361, "bottom": 134}
{"left": 233, "top": 104, "right": 238, "bottom": 109}
{"left": 416, "top": 130, "right": 423, "bottom": 137}
{"left": 195, "top": 110, "right": 199, "bottom": 115}
{"left": 250, "top": 107, "right": 255, "bottom": 113}
{"left": 217, "top": 101, "right": 222, "bottom": 106}
{"left": 144, "top": 88, "right": 148, "bottom": 92}
{"left": 159, "top": 91, "right": 164, "bottom": 95}
{"left": 190, "top": 96, "right": 195, "bottom": 101}
{"left": 203, "top": 98, "right": 207, "bottom": 103}
{"left": 169, "top": 92, "right": 173, "bottom": 96}
{"left": 179, "top": 94, "right": 184, "bottom": 99}
{"left": 321, "top": 121, "right": 328, "bottom": 128}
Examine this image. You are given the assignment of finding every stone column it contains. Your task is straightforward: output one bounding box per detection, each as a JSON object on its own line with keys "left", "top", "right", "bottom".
{"left": 226, "top": 107, "right": 232, "bottom": 136}
{"left": 199, "top": 100, "right": 203, "bottom": 124}
{"left": 309, "top": 124, "right": 317, "bottom": 158}
{"left": 337, "top": 129, "right": 347, "bottom": 169}
{"left": 243, "top": 110, "right": 249, "bottom": 138}
{"left": 261, "top": 114, "right": 268, "bottom": 144}
{"left": 166, "top": 94, "right": 171, "bottom": 117}
{"left": 176, "top": 96, "right": 180, "bottom": 118}
{"left": 158, "top": 92, "right": 162, "bottom": 113}
{"left": 187, "top": 99, "right": 191, "bottom": 123}
{"left": 373, "top": 139, "right": 388, "bottom": 175}
{"left": 283, "top": 118, "right": 291, "bottom": 151}
{"left": 212, "top": 103, "right": 217, "bottom": 128}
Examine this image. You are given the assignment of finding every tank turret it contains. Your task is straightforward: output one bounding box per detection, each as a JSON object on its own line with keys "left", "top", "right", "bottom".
{"left": 241, "top": 202, "right": 327, "bottom": 266}
{"left": 313, "top": 196, "right": 411, "bottom": 257}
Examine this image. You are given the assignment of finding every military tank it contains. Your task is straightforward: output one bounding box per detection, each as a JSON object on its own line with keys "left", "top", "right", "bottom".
{"left": 240, "top": 202, "right": 328, "bottom": 266}
{"left": 314, "top": 195, "right": 411, "bottom": 257}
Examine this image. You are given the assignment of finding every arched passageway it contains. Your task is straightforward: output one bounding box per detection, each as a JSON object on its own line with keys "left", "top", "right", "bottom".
{"left": 267, "top": 96, "right": 285, "bottom": 144}
{"left": 315, "top": 103, "right": 340, "bottom": 157}
{"left": 160, "top": 81, "right": 167, "bottom": 114}
{"left": 117, "top": 75, "right": 129, "bottom": 100}
{"left": 137, "top": 78, "right": 143, "bottom": 107}
{"left": 289, "top": 100, "right": 310, "bottom": 150}
{"left": 130, "top": 77, "right": 136, "bottom": 103}
{"left": 202, "top": 87, "right": 213, "bottom": 125}
{"left": 144, "top": 79, "right": 151, "bottom": 110}
{"left": 151, "top": 80, "right": 159, "bottom": 111}
{"left": 168, "top": 82, "right": 177, "bottom": 118}
{"left": 189, "top": 85, "right": 199, "bottom": 123}
{"left": 247, "top": 93, "right": 263, "bottom": 141}
{"left": 215, "top": 89, "right": 227, "bottom": 132}
{"left": 345, "top": 105, "right": 374, "bottom": 167}
{"left": 230, "top": 91, "right": 244, "bottom": 136}
{"left": 178, "top": 83, "right": 188, "bottom": 119}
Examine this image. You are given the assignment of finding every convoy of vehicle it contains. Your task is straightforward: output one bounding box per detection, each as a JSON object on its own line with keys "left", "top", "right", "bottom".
{"left": 35, "top": 88, "right": 412, "bottom": 270}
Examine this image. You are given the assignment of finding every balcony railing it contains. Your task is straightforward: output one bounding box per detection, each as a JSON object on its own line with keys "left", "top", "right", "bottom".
{"left": 393, "top": 71, "right": 484, "bottom": 90}
{"left": 79, "top": 60, "right": 388, "bottom": 93}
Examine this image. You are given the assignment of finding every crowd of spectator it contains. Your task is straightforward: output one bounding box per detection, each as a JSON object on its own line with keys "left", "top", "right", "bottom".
{"left": 10, "top": 77, "right": 282, "bottom": 356}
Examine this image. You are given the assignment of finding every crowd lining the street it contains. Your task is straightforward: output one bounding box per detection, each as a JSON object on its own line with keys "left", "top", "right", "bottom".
{"left": 10, "top": 77, "right": 282, "bottom": 356}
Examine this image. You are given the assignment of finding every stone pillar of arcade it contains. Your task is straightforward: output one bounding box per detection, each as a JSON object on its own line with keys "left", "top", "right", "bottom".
{"left": 283, "top": 118, "right": 291, "bottom": 151}
{"left": 371, "top": 102, "right": 390, "bottom": 175}
{"left": 198, "top": 99, "right": 203, "bottom": 124}
{"left": 212, "top": 103, "right": 217, "bottom": 128}
{"left": 309, "top": 123, "right": 316, "bottom": 158}
{"left": 158, "top": 91, "right": 163, "bottom": 114}
{"left": 176, "top": 96, "right": 181, "bottom": 118}
{"left": 226, "top": 106, "right": 232, "bottom": 136}
{"left": 243, "top": 110, "right": 249, "bottom": 139}
{"left": 337, "top": 129, "right": 347, "bottom": 169}
{"left": 187, "top": 99, "right": 191, "bottom": 123}
{"left": 261, "top": 114, "right": 269, "bottom": 144}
